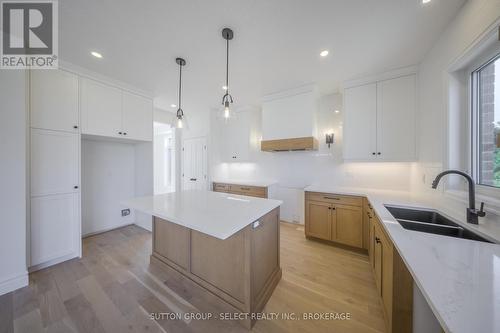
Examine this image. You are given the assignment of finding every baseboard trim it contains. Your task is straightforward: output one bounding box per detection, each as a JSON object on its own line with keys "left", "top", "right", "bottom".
{"left": 29, "top": 251, "right": 79, "bottom": 273}
{"left": 0, "top": 272, "right": 28, "bottom": 295}
{"left": 82, "top": 223, "right": 134, "bottom": 238}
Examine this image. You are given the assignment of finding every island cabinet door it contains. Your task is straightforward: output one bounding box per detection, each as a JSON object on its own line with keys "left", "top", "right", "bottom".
{"left": 153, "top": 218, "right": 190, "bottom": 271}
{"left": 305, "top": 200, "right": 332, "bottom": 240}
{"left": 332, "top": 204, "right": 363, "bottom": 248}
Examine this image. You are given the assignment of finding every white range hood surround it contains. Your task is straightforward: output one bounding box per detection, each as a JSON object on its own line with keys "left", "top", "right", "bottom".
{"left": 261, "top": 85, "right": 319, "bottom": 151}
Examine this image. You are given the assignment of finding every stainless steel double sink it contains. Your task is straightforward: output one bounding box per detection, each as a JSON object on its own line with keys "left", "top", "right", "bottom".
{"left": 385, "top": 205, "right": 492, "bottom": 243}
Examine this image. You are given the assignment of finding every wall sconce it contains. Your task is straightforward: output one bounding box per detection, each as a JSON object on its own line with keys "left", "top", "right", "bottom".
{"left": 325, "top": 133, "right": 334, "bottom": 148}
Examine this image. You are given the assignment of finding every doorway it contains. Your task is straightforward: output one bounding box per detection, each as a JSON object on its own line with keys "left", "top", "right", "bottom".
{"left": 182, "top": 137, "right": 208, "bottom": 190}
{"left": 153, "top": 122, "right": 176, "bottom": 194}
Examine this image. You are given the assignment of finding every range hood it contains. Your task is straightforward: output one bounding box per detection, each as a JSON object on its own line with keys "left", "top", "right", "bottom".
{"left": 261, "top": 137, "right": 318, "bottom": 151}
{"left": 261, "top": 85, "right": 318, "bottom": 152}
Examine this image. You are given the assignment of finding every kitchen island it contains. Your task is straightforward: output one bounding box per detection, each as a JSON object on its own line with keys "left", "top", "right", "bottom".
{"left": 126, "top": 190, "right": 282, "bottom": 328}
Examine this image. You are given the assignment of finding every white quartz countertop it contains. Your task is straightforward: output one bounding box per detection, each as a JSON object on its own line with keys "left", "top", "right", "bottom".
{"left": 212, "top": 179, "right": 278, "bottom": 187}
{"left": 125, "top": 190, "right": 282, "bottom": 240}
{"left": 305, "top": 185, "right": 500, "bottom": 333}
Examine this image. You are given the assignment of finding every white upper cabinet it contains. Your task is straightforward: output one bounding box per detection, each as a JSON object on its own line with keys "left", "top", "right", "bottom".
{"left": 81, "top": 78, "right": 123, "bottom": 138}
{"left": 122, "top": 91, "right": 153, "bottom": 141}
{"left": 343, "top": 83, "right": 377, "bottom": 160}
{"left": 343, "top": 74, "right": 416, "bottom": 161}
{"left": 80, "top": 78, "right": 153, "bottom": 141}
{"left": 376, "top": 75, "right": 416, "bottom": 161}
{"left": 220, "top": 112, "right": 251, "bottom": 161}
{"left": 30, "top": 70, "right": 79, "bottom": 133}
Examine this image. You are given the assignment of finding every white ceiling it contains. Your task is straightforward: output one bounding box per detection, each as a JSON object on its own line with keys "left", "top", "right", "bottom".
{"left": 60, "top": 0, "right": 466, "bottom": 114}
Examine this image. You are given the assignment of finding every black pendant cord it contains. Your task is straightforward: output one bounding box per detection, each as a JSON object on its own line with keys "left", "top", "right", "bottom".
{"left": 222, "top": 29, "right": 234, "bottom": 105}
{"left": 177, "top": 61, "right": 183, "bottom": 118}
{"left": 225, "top": 38, "right": 229, "bottom": 96}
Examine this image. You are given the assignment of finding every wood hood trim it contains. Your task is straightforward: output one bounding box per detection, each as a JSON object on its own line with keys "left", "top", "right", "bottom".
{"left": 261, "top": 137, "right": 319, "bottom": 152}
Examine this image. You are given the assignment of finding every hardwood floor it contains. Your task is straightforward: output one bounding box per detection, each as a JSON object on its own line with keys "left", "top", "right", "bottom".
{"left": 0, "top": 223, "right": 386, "bottom": 333}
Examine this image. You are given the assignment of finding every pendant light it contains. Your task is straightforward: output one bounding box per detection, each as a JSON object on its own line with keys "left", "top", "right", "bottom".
{"left": 221, "top": 28, "right": 234, "bottom": 120}
{"left": 175, "top": 57, "right": 186, "bottom": 129}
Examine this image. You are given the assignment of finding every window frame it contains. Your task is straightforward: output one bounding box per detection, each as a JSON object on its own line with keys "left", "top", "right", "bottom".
{"left": 470, "top": 50, "right": 500, "bottom": 193}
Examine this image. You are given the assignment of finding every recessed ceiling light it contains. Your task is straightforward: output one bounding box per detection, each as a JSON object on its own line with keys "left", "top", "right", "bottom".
{"left": 91, "top": 51, "right": 102, "bottom": 58}
{"left": 334, "top": 109, "right": 340, "bottom": 113}
{"left": 422, "top": 0, "right": 431, "bottom": 4}
{"left": 170, "top": 104, "right": 177, "bottom": 108}
{"left": 222, "top": 85, "right": 228, "bottom": 90}
{"left": 320, "top": 50, "right": 329, "bottom": 57}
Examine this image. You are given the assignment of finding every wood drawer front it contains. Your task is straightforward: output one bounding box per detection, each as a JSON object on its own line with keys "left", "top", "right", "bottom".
{"left": 306, "top": 192, "right": 362, "bottom": 207}
{"left": 213, "top": 183, "right": 230, "bottom": 192}
{"left": 229, "top": 185, "right": 266, "bottom": 198}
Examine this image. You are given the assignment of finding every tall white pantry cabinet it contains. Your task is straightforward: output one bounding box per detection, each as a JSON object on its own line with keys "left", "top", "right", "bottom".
{"left": 29, "top": 70, "right": 81, "bottom": 268}
{"left": 29, "top": 69, "right": 153, "bottom": 270}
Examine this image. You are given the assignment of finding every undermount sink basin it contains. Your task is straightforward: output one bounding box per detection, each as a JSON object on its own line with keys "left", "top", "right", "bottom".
{"left": 384, "top": 205, "right": 492, "bottom": 243}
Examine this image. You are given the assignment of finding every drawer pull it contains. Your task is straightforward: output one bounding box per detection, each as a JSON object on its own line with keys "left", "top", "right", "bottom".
{"left": 324, "top": 196, "right": 340, "bottom": 200}
{"left": 375, "top": 237, "right": 381, "bottom": 244}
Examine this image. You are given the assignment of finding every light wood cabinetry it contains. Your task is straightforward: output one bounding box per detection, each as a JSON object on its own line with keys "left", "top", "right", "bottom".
{"left": 213, "top": 182, "right": 268, "bottom": 198}
{"left": 152, "top": 208, "right": 281, "bottom": 329}
{"left": 304, "top": 192, "right": 365, "bottom": 249}
{"left": 306, "top": 191, "right": 413, "bottom": 333}
{"left": 344, "top": 74, "right": 416, "bottom": 161}
{"left": 370, "top": 210, "right": 413, "bottom": 333}
{"left": 305, "top": 200, "right": 332, "bottom": 240}
{"left": 81, "top": 78, "right": 153, "bottom": 141}
{"left": 334, "top": 204, "right": 363, "bottom": 248}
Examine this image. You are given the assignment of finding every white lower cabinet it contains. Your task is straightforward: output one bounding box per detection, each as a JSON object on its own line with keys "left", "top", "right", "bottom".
{"left": 30, "top": 193, "right": 80, "bottom": 266}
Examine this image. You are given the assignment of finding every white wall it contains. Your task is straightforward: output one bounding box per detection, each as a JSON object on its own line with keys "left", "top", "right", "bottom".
{"left": 411, "top": 0, "right": 500, "bottom": 208}
{"left": 0, "top": 71, "right": 28, "bottom": 294}
{"left": 134, "top": 142, "right": 154, "bottom": 231}
{"left": 82, "top": 139, "right": 136, "bottom": 235}
{"left": 211, "top": 93, "right": 413, "bottom": 223}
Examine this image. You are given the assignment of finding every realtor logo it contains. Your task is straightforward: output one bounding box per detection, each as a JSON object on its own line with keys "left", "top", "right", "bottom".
{"left": 1, "top": 0, "right": 58, "bottom": 68}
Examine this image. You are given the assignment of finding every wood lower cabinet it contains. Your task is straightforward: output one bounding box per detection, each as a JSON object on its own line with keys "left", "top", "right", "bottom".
{"left": 306, "top": 191, "right": 413, "bottom": 333}
{"left": 305, "top": 200, "right": 332, "bottom": 240}
{"left": 305, "top": 192, "right": 364, "bottom": 249}
{"left": 334, "top": 204, "right": 363, "bottom": 248}
{"left": 213, "top": 182, "right": 268, "bottom": 198}
{"left": 371, "top": 213, "right": 413, "bottom": 333}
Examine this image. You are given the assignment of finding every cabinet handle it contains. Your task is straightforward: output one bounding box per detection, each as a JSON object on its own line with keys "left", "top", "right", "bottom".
{"left": 377, "top": 152, "right": 381, "bottom": 155}
{"left": 118, "top": 132, "right": 123, "bottom": 135}
{"left": 367, "top": 212, "right": 372, "bottom": 218}
{"left": 74, "top": 186, "right": 79, "bottom": 189}
{"left": 190, "top": 178, "right": 197, "bottom": 181}
{"left": 324, "top": 196, "right": 340, "bottom": 200}
{"left": 372, "top": 152, "right": 376, "bottom": 155}
{"left": 73, "top": 125, "right": 78, "bottom": 129}
{"left": 368, "top": 203, "right": 372, "bottom": 209}
{"left": 332, "top": 207, "right": 336, "bottom": 210}
{"left": 375, "top": 237, "right": 381, "bottom": 244}
{"left": 123, "top": 132, "right": 127, "bottom": 136}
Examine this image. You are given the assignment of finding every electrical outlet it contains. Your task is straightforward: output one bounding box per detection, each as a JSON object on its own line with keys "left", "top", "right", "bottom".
{"left": 121, "top": 208, "right": 130, "bottom": 217}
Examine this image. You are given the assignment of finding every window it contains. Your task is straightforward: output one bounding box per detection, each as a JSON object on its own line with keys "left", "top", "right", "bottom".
{"left": 472, "top": 53, "right": 500, "bottom": 188}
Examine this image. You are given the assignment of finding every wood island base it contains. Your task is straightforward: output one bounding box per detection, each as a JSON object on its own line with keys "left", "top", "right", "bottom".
{"left": 150, "top": 207, "right": 281, "bottom": 329}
